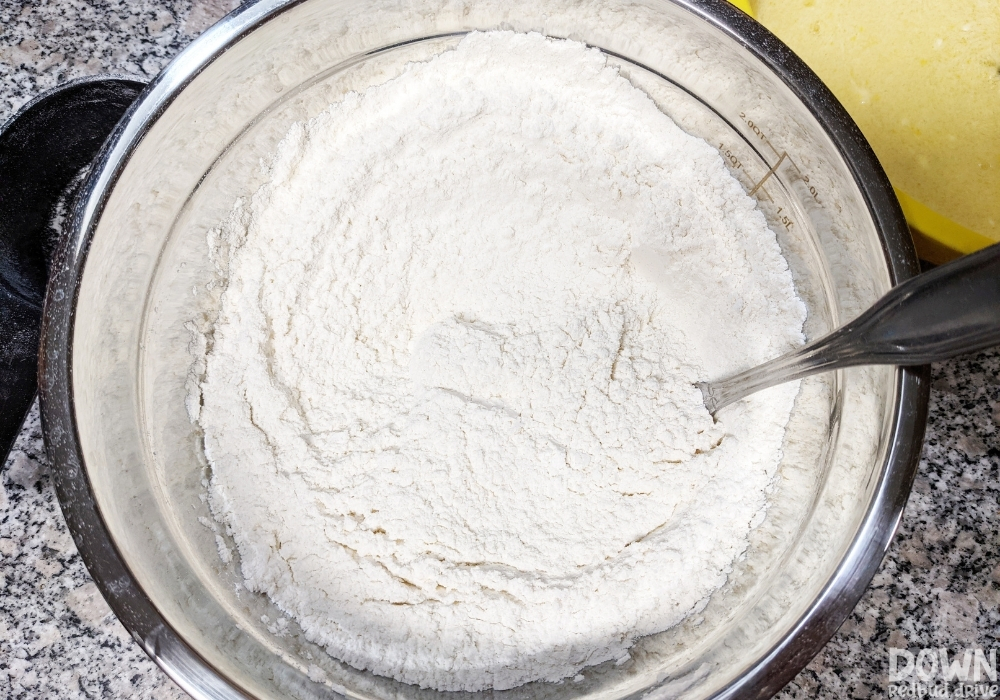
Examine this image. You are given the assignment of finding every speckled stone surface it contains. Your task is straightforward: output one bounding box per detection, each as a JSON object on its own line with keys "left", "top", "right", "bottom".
{"left": 2, "top": 2, "right": 999, "bottom": 698}
{"left": 777, "top": 351, "right": 1000, "bottom": 699}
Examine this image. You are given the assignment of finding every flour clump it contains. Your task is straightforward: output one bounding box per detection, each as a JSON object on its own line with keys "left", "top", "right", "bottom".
{"left": 195, "top": 30, "right": 807, "bottom": 692}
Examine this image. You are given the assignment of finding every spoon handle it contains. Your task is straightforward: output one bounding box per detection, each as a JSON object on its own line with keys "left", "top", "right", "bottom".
{"left": 700, "top": 242, "right": 1000, "bottom": 414}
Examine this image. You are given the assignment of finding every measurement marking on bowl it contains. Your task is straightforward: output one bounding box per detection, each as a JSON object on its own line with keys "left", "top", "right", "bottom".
{"left": 719, "top": 141, "right": 776, "bottom": 204}
{"left": 717, "top": 141, "right": 806, "bottom": 231}
{"left": 719, "top": 143, "right": 745, "bottom": 173}
{"left": 738, "top": 111, "right": 823, "bottom": 204}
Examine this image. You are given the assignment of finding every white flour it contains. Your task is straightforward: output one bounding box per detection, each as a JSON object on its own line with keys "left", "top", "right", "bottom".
{"left": 194, "top": 31, "right": 806, "bottom": 692}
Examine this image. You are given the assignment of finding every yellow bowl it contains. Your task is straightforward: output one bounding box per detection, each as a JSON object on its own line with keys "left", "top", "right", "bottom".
{"left": 733, "top": 0, "right": 999, "bottom": 263}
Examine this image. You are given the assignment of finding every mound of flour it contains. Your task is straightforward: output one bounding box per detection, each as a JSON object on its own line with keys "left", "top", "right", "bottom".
{"left": 194, "top": 31, "right": 806, "bottom": 692}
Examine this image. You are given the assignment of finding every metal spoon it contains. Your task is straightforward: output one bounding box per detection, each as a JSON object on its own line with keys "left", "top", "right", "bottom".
{"left": 698, "top": 241, "right": 1000, "bottom": 414}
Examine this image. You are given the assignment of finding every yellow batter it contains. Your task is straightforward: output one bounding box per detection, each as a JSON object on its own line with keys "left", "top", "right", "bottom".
{"left": 751, "top": 0, "right": 1000, "bottom": 257}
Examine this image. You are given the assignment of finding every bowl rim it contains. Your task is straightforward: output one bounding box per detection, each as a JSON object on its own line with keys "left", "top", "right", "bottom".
{"left": 37, "top": 0, "right": 930, "bottom": 698}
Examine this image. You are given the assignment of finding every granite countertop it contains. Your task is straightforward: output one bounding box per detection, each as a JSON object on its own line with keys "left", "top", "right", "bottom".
{"left": 2, "top": 2, "right": 999, "bottom": 698}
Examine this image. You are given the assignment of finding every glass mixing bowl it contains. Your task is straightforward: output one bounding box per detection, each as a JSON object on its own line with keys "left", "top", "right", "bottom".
{"left": 38, "top": 0, "right": 929, "bottom": 698}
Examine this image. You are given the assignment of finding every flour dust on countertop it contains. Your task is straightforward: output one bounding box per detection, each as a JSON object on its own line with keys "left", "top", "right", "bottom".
{"left": 191, "top": 30, "right": 806, "bottom": 692}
